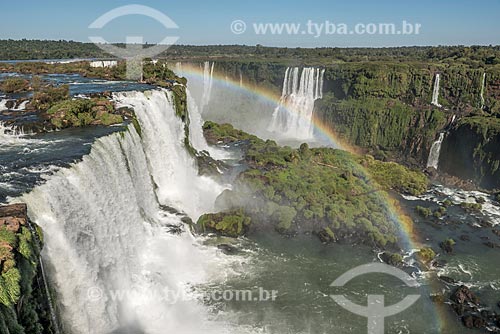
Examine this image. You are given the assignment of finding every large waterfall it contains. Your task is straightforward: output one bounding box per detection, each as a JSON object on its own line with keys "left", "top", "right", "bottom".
{"left": 431, "top": 73, "right": 442, "bottom": 107}
{"left": 20, "top": 89, "right": 237, "bottom": 334}
{"left": 200, "top": 61, "right": 215, "bottom": 112}
{"left": 269, "top": 67, "right": 325, "bottom": 140}
{"left": 480, "top": 72, "right": 486, "bottom": 109}
{"left": 426, "top": 132, "right": 445, "bottom": 169}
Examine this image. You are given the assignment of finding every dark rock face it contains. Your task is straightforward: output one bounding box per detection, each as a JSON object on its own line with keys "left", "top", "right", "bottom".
{"left": 0, "top": 203, "right": 54, "bottom": 332}
{"left": 451, "top": 285, "right": 479, "bottom": 305}
{"left": 439, "top": 121, "right": 500, "bottom": 190}
{"left": 449, "top": 285, "right": 500, "bottom": 331}
{"left": 460, "top": 234, "right": 471, "bottom": 241}
{"left": 438, "top": 276, "right": 458, "bottom": 285}
{"left": 217, "top": 244, "right": 238, "bottom": 255}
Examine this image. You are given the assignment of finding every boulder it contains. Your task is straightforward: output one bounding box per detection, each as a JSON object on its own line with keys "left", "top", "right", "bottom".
{"left": 0, "top": 203, "right": 27, "bottom": 219}
{"left": 451, "top": 285, "right": 479, "bottom": 305}
{"left": 0, "top": 203, "right": 28, "bottom": 233}
{"left": 438, "top": 276, "right": 458, "bottom": 285}
{"left": 217, "top": 244, "right": 238, "bottom": 255}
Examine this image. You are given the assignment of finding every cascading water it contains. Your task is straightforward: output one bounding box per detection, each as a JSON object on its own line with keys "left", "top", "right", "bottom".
{"left": 269, "top": 67, "right": 325, "bottom": 140}
{"left": 200, "top": 61, "right": 215, "bottom": 112}
{"left": 13, "top": 100, "right": 29, "bottom": 111}
{"left": 426, "top": 132, "right": 445, "bottom": 169}
{"left": 431, "top": 73, "right": 442, "bottom": 107}
{"left": 0, "top": 122, "right": 30, "bottom": 145}
{"left": 480, "top": 72, "right": 486, "bottom": 109}
{"left": 0, "top": 99, "right": 9, "bottom": 111}
{"left": 186, "top": 89, "right": 229, "bottom": 160}
{"left": 20, "top": 89, "right": 239, "bottom": 334}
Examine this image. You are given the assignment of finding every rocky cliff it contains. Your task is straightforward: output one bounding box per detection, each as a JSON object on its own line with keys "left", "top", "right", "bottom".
{"left": 0, "top": 204, "right": 55, "bottom": 334}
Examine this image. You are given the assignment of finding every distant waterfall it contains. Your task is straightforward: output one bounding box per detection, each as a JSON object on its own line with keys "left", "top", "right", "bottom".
{"left": 186, "top": 89, "right": 229, "bottom": 159}
{"left": 431, "top": 73, "right": 442, "bottom": 107}
{"left": 427, "top": 132, "right": 445, "bottom": 169}
{"left": 480, "top": 72, "right": 486, "bottom": 109}
{"left": 89, "top": 60, "right": 118, "bottom": 68}
{"left": 269, "top": 67, "right": 325, "bottom": 140}
{"left": 200, "top": 61, "right": 215, "bottom": 112}
{"left": 21, "top": 89, "right": 233, "bottom": 334}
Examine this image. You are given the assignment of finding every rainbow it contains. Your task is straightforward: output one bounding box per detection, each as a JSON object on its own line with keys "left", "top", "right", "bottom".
{"left": 174, "top": 62, "right": 421, "bottom": 246}
{"left": 175, "top": 61, "right": 449, "bottom": 331}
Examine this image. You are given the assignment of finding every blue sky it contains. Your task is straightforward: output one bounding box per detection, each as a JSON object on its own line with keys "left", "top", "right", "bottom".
{"left": 0, "top": 0, "right": 499, "bottom": 47}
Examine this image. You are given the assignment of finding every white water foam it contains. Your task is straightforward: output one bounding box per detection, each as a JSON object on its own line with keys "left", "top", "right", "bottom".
{"left": 426, "top": 133, "right": 445, "bottom": 169}
{"left": 269, "top": 67, "right": 325, "bottom": 140}
{"left": 19, "top": 89, "right": 252, "bottom": 334}
{"left": 431, "top": 73, "right": 442, "bottom": 107}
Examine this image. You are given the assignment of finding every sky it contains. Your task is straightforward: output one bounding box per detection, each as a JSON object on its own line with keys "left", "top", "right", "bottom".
{"left": 0, "top": 0, "right": 499, "bottom": 47}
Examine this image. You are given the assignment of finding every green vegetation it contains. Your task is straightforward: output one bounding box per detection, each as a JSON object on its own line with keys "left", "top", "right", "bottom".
{"left": 197, "top": 210, "right": 251, "bottom": 237}
{"left": 438, "top": 116, "right": 500, "bottom": 189}
{"left": 380, "top": 252, "right": 404, "bottom": 266}
{"left": 442, "top": 199, "right": 453, "bottom": 207}
{"left": 460, "top": 202, "right": 482, "bottom": 212}
{"left": 32, "top": 83, "right": 70, "bottom": 110}
{"left": 417, "top": 247, "right": 436, "bottom": 264}
{"left": 199, "top": 122, "right": 428, "bottom": 248}
{"left": 171, "top": 85, "right": 187, "bottom": 119}
{"left": 358, "top": 155, "right": 428, "bottom": 195}
{"left": 315, "top": 95, "right": 447, "bottom": 153}
{"left": 415, "top": 205, "right": 447, "bottom": 218}
{"left": 440, "top": 238, "right": 456, "bottom": 253}
{"left": 1, "top": 40, "right": 500, "bottom": 67}
{"left": 0, "top": 77, "right": 29, "bottom": 93}
{"left": 415, "top": 206, "right": 433, "bottom": 218}
{"left": 433, "top": 206, "right": 447, "bottom": 218}
{"left": 47, "top": 98, "right": 122, "bottom": 128}
{"left": 0, "top": 205, "right": 50, "bottom": 333}
{"left": 0, "top": 58, "right": 183, "bottom": 86}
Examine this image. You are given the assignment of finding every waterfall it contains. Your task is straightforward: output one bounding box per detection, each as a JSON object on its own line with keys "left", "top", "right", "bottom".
{"left": 89, "top": 60, "right": 118, "bottom": 68}
{"left": 426, "top": 132, "right": 445, "bottom": 169}
{"left": 186, "top": 89, "right": 229, "bottom": 160}
{"left": 200, "top": 61, "right": 215, "bottom": 112}
{"left": 480, "top": 72, "right": 486, "bottom": 109}
{"left": 20, "top": 89, "right": 235, "bottom": 334}
{"left": 431, "top": 73, "right": 442, "bottom": 107}
{"left": 269, "top": 67, "right": 325, "bottom": 140}
{"left": 26, "top": 217, "right": 61, "bottom": 334}
{"left": 39, "top": 256, "right": 61, "bottom": 334}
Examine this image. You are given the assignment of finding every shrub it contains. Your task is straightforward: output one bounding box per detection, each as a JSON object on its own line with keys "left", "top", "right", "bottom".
{"left": 32, "top": 84, "right": 69, "bottom": 110}
{"left": 417, "top": 247, "right": 436, "bottom": 263}
{"left": 415, "top": 205, "right": 432, "bottom": 218}
{"left": 442, "top": 199, "right": 453, "bottom": 207}
{"left": 0, "top": 77, "right": 29, "bottom": 93}
{"left": 273, "top": 205, "right": 297, "bottom": 231}
{"left": 460, "top": 202, "right": 482, "bottom": 212}
{"left": 197, "top": 210, "right": 251, "bottom": 237}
